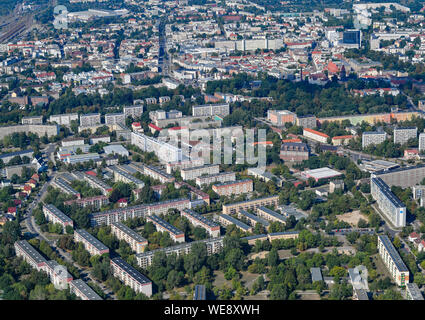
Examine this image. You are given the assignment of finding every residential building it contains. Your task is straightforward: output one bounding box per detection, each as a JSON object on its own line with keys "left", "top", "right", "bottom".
{"left": 267, "top": 110, "right": 296, "bottom": 126}
{"left": 64, "top": 195, "right": 109, "bottom": 209}
{"left": 146, "top": 215, "right": 185, "bottom": 243}
{"left": 192, "top": 103, "right": 230, "bottom": 117}
{"left": 195, "top": 171, "right": 236, "bottom": 187}
{"left": 136, "top": 237, "right": 224, "bottom": 269}
{"left": 131, "top": 131, "right": 182, "bottom": 163}
{"left": 181, "top": 164, "right": 220, "bottom": 180}
{"left": 218, "top": 214, "right": 252, "bottom": 233}
{"left": 105, "top": 113, "right": 125, "bottom": 125}
{"left": 419, "top": 132, "right": 425, "bottom": 151}
{"left": 51, "top": 178, "right": 81, "bottom": 198}
{"left": 371, "top": 177, "right": 406, "bottom": 228}
{"left": 14, "top": 240, "right": 47, "bottom": 271}
{"left": 222, "top": 196, "right": 279, "bottom": 215}
{"left": 80, "top": 113, "right": 101, "bottom": 127}
{"left": 237, "top": 209, "right": 270, "bottom": 230}
{"left": 74, "top": 229, "right": 110, "bottom": 256}
{"left": 296, "top": 115, "right": 317, "bottom": 128}
{"left": 405, "top": 283, "right": 424, "bottom": 300}
{"left": 377, "top": 235, "right": 409, "bottom": 287}
{"left": 110, "top": 257, "right": 152, "bottom": 297}
{"left": 124, "top": 105, "right": 144, "bottom": 119}
{"left": 181, "top": 209, "right": 220, "bottom": 238}
{"left": 256, "top": 206, "right": 287, "bottom": 224}
{"left": 49, "top": 113, "right": 79, "bottom": 126}
{"left": 42, "top": 204, "right": 74, "bottom": 231}
{"left": 22, "top": 115, "right": 43, "bottom": 125}
{"left": 393, "top": 127, "right": 417, "bottom": 145}
{"left": 108, "top": 165, "right": 145, "bottom": 189}
{"left": 69, "top": 279, "right": 103, "bottom": 300}
{"left": 362, "top": 131, "right": 387, "bottom": 148}
{"left": 303, "top": 128, "right": 329, "bottom": 144}
{"left": 111, "top": 222, "right": 148, "bottom": 254}
{"left": 212, "top": 179, "right": 253, "bottom": 197}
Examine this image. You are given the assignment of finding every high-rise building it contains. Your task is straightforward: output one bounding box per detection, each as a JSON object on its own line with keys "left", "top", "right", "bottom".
{"left": 362, "top": 131, "right": 387, "bottom": 148}
{"left": 393, "top": 127, "right": 417, "bottom": 145}
{"left": 370, "top": 177, "right": 406, "bottom": 228}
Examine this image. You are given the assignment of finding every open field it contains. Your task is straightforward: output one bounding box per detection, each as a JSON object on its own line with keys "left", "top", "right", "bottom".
{"left": 336, "top": 210, "right": 368, "bottom": 226}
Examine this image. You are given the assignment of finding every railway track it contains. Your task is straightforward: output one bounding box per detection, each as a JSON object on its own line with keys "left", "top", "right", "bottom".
{"left": 0, "top": 15, "right": 32, "bottom": 43}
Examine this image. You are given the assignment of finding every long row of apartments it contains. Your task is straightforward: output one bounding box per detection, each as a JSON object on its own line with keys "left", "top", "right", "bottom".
{"left": 90, "top": 198, "right": 191, "bottom": 227}
{"left": 136, "top": 236, "right": 225, "bottom": 269}
{"left": 15, "top": 240, "right": 102, "bottom": 300}
{"left": 370, "top": 177, "right": 406, "bottom": 228}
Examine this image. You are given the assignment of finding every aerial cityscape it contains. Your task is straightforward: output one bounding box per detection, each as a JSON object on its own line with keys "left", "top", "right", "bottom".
{"left": 2, "top": 0, "right": 425, "bottom": 304}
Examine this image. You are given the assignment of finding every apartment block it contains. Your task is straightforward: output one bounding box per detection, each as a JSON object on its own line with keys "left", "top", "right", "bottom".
{"left": 110, "top": 257, "right": 152, "bottom": 297}
{"left": 373, "top": 165, "right": 425, "bottom": 188}
{"left": 49, "top": 113, "right": 79, "bottom": 126}
{"left": 362, "top": 131, "right": 387, "bottom": 148}
{"left": 111, "top": 222, "right": 148, "bottom": 254}
{"left": 192, "top": 103, "right": 230, "bottom": 117}
{"left": 80, "top": 113, "right": 101, "bottom": 127}
{"left": 212, "top": 179, "right": 253, "bottom": 197}
{"left": 377, "top": 235, "right": 409, "bottom": 287}
{"left": 109, "top": 165, "right": 145, "bottom": 189}
{"left": 51, "top": 178, "right": 81, "bottom": 199}
{"left": 181, "top": 164, "right": 220, "bottom": 181}
{"left": 222, "top": 195, "right": 279, "bottom": 215}
{"left": 181, "top": 209, "right": 220, "bottom": 238}
{"left": 296, "top": 115, "right": 317, "bottom": 128}
{"left": 218, "top": 214, "right": 252, "bottom": 233}
{"left": 105, "top": 113, "right": 125, "bottom": 125}
{"left": 64, "top": 195, "right": 109, "bottom": 209}
{"left": 131, "top": 131, "right": 182, "bottom": 163}
{"left": 256, "top": 206, "right": 287, "bottom": 224}
{"left": 74, "top": 229, "right": 110, "bottom": 256}
{"left": 140, "top": 164, "right": 175, "bottom": 184}
{"left": 80, "top": 172, "right": 113, "bottom": 195}
{"left": 238, "top": 209, "right": 270, "bottom": 230}
{"left": 42, "top": 204, "right": 74, "bottom": 231}
{"left": 393, "top": 127, "right": 417, "bottom": 145}
{"left": 22, "top": 115, "right": 43, "bottom": 125}
{"left": 419, "top": 132, "right": 425, "bottom": 152}
{"left": 61, "top": 137, "right": 85, "bottom": 147}
{"left": 90, "top": 204, "right": 147, "bottom": 227}
{"left": 146, "top": 215, "right": 185, "bottom": 243}
{"left": 267, "top": 110, "right": 296, "bottom": 126}
{"left": 123, "top": 105, "right": 144, "bottom": 119}
{"left": 136, "top": 237, "right": 224, "bottom": 269}
{"left": 196, "top": 171, "right": 236, "bottom": 187}
{"left": 303, "top": 128, "right": 329, "bottom": 144}
{"left": 69, "top": 279, "right": 103, "bottom": 300}
{"left": 166, "top": 157, "right": 205, "bottom": 174}
{"left": 371, "top": 177, "right": 406, "bottom": 228}
{"left": 14, "top": 240, "right": 47, "bottom": 271}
